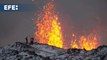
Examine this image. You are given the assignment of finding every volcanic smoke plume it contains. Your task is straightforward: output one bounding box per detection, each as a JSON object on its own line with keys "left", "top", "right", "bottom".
{"left": 35, "top": 0, "right": 100, "bottom": 50}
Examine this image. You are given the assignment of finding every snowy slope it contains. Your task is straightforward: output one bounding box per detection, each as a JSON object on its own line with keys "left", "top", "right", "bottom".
{"left": 0, "top": 42, "right": 107, "bottom": 60}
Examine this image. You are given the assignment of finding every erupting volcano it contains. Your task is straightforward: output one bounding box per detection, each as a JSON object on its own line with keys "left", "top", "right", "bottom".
{"left": 35, "top": 0, "right": 100, "bottom": 50}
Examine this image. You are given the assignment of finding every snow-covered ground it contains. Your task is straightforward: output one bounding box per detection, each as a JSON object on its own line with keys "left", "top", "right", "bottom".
{"left": 0, "top": 42, "right": 107, "bottom": 60}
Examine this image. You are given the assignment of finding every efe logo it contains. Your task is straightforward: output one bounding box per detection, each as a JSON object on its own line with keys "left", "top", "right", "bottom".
{"left": 4, "top": 5, "right": 18, "bottom": 10}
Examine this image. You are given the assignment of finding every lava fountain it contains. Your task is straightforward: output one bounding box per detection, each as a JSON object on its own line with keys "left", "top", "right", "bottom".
{"left": 35, "top": 0, "right": 63, "bottom": 48}
{"left": 35, "top": 0, "right": 100, "bottom": 50}
{"left": 71, "top": 31, "right": 100, "bottom": 50}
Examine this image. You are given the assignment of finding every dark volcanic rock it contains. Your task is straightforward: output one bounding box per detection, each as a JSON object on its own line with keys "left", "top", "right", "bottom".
{"left": 0, "top": 42, "right": 107, "bottom": 60}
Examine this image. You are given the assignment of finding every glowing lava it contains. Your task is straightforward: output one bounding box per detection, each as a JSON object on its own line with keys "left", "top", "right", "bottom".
{"left": 35, "top": 0, "right": 63, "bottom": 48}
{"left": 35, "top": 0, "right": 100, "bottom": 50}
{"left": 71, "top": 32, "right": 99, "bottom": 50}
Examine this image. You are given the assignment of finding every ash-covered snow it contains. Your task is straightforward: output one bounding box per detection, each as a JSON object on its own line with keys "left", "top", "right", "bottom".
{"left": 0, "top": 42, "right": 107, "bottom": 60}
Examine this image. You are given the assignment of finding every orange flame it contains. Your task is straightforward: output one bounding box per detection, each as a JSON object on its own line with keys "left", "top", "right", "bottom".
{"left": 35, "top": 0, "right": 100, "bottom": 50}
{"left": 71, "top": 32, "right": 99, "bottom": 50}
{"left": 35, "top": 1, "right": 63, "bottom": 48}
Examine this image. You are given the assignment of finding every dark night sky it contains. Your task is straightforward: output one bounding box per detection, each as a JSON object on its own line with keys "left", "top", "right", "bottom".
{"left": 0, "top": 0, "right": 107, "bottom": 46}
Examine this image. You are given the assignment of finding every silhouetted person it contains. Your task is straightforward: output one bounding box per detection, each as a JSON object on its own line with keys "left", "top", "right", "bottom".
{"left": 30, "top": 37, "right": 34, "bottom": 45}
{"left": 25, "top": 37, "right": 28, "bottom": 44}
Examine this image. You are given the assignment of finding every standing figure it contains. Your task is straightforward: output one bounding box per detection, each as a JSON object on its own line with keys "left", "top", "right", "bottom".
{"left": 25, "top": 36, "right": 28, "bottom": 44}
{"left": 30, "top": 37, "right": 34, "bottom": 45}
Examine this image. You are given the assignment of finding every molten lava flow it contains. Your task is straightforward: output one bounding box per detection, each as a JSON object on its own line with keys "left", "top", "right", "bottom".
{"left": 35, "top": 1, "right": 63, "bottom": 48}
{"left": 71, "top": 32, "right": 99, "bottom": 50}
